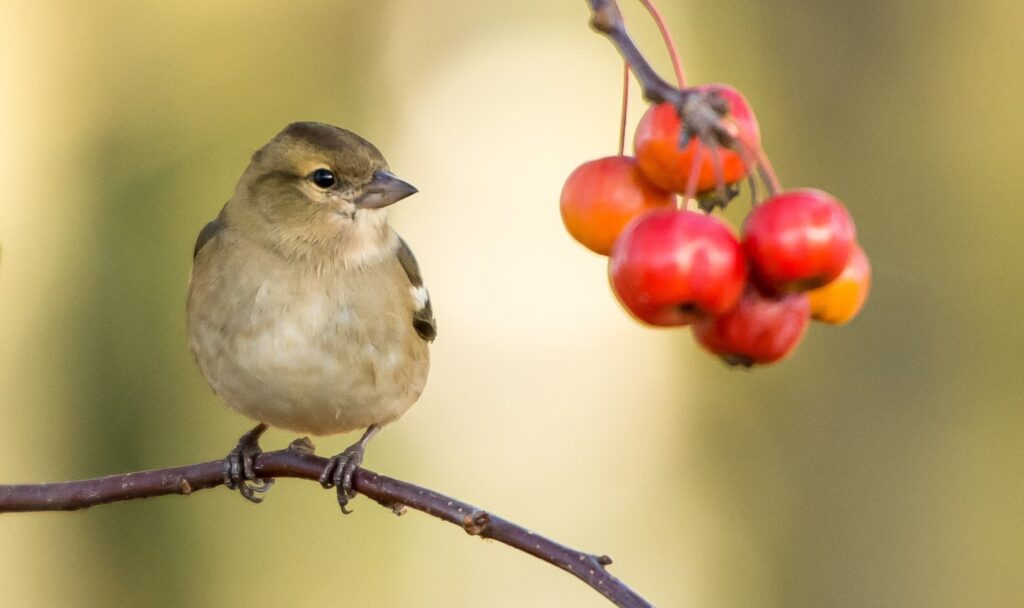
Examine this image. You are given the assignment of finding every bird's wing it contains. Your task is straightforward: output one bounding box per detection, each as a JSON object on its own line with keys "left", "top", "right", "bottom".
{"left": 193, "top": 208, "right": 227, "bottom": 259}
{"left": 396, "top": 237, "right": 437, "bottom": 343}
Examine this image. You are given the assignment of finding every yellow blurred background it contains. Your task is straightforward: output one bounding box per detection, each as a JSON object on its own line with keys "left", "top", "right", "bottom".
{"left": 1, "top": 1, "right": 1023, "bottom": 606}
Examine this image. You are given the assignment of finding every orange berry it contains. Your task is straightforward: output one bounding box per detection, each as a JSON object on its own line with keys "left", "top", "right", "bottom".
{"left": 634, "top": 84, "right": 760, "bottom": 195}
{"left": 807, "top": 244, "right": 871, "bottom": 324}
{"left": 560, "top": 156, "right": 675, "bottom": 255}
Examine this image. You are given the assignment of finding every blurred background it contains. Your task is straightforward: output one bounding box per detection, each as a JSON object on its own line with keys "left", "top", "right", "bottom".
{"left": 1, "top": 1, "right": 1022, "bottom": 606}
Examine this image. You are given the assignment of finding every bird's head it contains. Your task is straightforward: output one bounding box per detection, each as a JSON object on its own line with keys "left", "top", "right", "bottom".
{"left": 228, "top": 122, "right": 417, "bottom": 263}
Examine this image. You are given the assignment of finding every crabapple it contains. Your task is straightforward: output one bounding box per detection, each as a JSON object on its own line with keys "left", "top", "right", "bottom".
{"left": 634, "top": 84, "right": 760, "bottom": 196}
{"left": 743, "top": 189, "right": 856, "bottom": 293}
{"left": 693, "top": 288, "right": 811, "bottom": 366}
{"left": 609, "top": 209, "right": 747, "bottom": 326}
{"left": 560, "top": 156, "right": 675, "bottom": 255}
{"left": 807, "top": 244, "right": 871, "bottom": 324}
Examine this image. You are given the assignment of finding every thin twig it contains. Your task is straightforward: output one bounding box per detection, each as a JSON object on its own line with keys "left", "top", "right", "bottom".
{"left": 586, "top": 0, "right": 686, "bottom": 106}
{"left": 0, "top": 449, "right": 653, "bottom": 608}
{"left": 586, "top": 1, "right": 733, "bottom": 148}
{"left": 619, "top": 61, "right": 630, "bottom": 155}
{"left": 588, "top": 0, "right": 766, "bottom": 200}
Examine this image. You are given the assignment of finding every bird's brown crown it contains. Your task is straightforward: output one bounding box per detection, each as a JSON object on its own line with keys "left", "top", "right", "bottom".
{"left": 250, "top": 122, "right": 389, "bottom": 183}
{"left": 278, "top": 122, "right": 381, "bottom": 156}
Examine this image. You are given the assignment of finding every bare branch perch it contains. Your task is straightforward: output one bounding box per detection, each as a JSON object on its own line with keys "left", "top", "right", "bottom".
{"left": 0, "top": 449, "right": 653, "bottom": 608}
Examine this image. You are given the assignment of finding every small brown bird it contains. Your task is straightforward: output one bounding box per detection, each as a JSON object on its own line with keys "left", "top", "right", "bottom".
{"left": 187, "top": 122, "right": 435, "bottom": 511}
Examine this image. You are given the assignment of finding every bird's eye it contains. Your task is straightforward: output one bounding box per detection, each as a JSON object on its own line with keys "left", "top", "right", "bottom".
{"left": 309, "top": 168, "right": 337, "bottom": 189}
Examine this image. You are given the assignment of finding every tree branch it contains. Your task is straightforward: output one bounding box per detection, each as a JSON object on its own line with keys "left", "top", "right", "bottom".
{"left": 0, "top": 448, "right": 653, "bottom": 608}
{"left": 585, "top": 0, "right": 744, "bottom": 199}
{"left": 586, "top": 0, "right": 687, "bottom": 106}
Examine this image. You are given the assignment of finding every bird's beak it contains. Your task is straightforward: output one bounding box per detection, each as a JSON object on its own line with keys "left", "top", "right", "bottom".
{"left": 354, "top": 171, "right": 418, "bottom": 209}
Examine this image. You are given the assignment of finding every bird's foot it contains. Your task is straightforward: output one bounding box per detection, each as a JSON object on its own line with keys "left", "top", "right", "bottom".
{"left": 223, "top": 423, "right": 274, "bottom": 503}
{"left": 319, "top": 425, "right": 380, "bottom": 514}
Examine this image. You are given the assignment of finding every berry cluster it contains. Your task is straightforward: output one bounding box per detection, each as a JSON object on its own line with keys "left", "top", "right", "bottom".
{"left": 560, "top": 86, "right": 870, "bottom": 367}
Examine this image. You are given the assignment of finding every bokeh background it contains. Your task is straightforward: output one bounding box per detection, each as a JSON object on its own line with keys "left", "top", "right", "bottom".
{"left": 1, "top": 1, "right": 1022, "bottom": 606}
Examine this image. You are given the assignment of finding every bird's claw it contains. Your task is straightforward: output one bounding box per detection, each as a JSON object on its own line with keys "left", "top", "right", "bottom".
{"left": 319, "top": 443, "right": 365, "bottom": 514}
{"left": 318, "top": 425, "right": 380, "bottom": 514}
{"left": 223, "top": 423, "right": 274, "bottom": 504}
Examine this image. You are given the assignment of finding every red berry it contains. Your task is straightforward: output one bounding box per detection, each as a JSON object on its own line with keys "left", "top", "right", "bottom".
{"left": 634, "top": 84, "right": 761, "bottom": 195}
{"left": 743, "top": 189, "right": 856, "bottom": 293}
{"left": 609, "top": 209, "right": 747, "bottom": 327}
{"left": 560, "top": 156, "right": 675, "bottom": 255}
{"left": 693, "top": 289, "right": 811, "bottom": 366}
{"left": 807, "top": 244, "right": 871, "bottom": 324}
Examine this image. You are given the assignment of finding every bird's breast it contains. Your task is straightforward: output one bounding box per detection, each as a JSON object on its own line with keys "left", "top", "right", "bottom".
{"left": 188, "top": 247, "right": 429, "bottom": 435}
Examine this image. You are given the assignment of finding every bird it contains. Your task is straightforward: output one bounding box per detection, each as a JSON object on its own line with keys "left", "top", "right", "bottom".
{"left": 186, "top": 121, "right": 435, "bottom": 512}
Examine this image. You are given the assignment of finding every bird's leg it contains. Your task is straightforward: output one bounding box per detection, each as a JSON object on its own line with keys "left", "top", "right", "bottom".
{"left": 319, "top": 424, "right": 380, "bottom": 514}
{"left": 223, "top": 423, "right": 274, "bottom": 503}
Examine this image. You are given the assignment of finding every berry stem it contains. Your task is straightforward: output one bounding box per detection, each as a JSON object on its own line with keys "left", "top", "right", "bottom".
{"left": 746, "top": 174, "right": 760, "bottom": 206}
{"left": 754, "top": 148, "right": 782, "bottom": 196}
{"left": 733, "top": 137, "right": 782, "bottom": 201}
{"left": 683, "top": 144, "right": 705, "bottom": 201}
{"left": 618, "top": 62, "right": 630, "bottom": 156}
{"left": 637, "top": 0, "right": 686, "bottom": 88}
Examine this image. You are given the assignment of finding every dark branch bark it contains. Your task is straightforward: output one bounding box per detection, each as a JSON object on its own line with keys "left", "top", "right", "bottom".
{"left": 0, "top": 449, "right": 653, "bottom": 608}
{"left": 586, "top": 0, "right": 687, "bottom": 106}
{"left": 585, "top": 0, "right": 744, "bottom": 193}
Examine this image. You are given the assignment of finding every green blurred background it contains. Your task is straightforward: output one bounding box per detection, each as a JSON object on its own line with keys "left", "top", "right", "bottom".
{"left": 1, "top": 1, "right": 1022, "bottom": 606}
